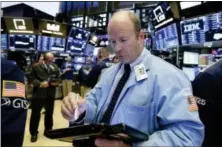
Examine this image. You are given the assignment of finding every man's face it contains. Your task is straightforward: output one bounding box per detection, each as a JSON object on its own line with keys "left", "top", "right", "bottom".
{"left": 108, "top": 19, "right": 143, "bottom": 64}
{"left": 45, "top": 56, "right": 54, "bottom": 65}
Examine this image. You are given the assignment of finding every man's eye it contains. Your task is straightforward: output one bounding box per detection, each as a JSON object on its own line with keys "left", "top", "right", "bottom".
{"left": 110, "top": 41, "right": 116, "bottom": 44}
{"left": 121, "top": 39, "right": 127, "bottom": 43}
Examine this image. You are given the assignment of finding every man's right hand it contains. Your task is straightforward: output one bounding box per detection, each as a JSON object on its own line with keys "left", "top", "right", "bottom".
{"left": 61, "top": 92, "right": 86, "bottom": 121}
{"left": 40, "top": 81, "right": 49, "bottom": 88}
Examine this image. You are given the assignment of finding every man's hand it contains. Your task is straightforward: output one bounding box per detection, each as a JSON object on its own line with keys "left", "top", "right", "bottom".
{"left": 40, "top": 81, "right": 49, "bottom": 88}
{"left": 61, "top": 92, "right": 86, "bottom": 121}
{"left": 95, "top": 138, "right": 131, "bottom": 147}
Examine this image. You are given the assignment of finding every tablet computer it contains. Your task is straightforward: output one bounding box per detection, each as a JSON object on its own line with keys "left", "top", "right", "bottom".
{"left": 45, "top": 123, "right": 149, "bottom": 143}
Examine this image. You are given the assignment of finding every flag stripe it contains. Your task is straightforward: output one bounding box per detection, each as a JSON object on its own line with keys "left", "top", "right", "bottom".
{"left": 2, "top": 80, "right": 25, "bottom": 98}
{"left": 188, "top": 96, "right": 198, "bottom": 111}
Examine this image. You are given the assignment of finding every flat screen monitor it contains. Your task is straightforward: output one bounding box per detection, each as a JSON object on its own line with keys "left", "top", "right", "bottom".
{"left": 1, "top": 52, "right": 7, "bottom": 59}
{"left": 181, "top": 11, "right": 222, "bottom": 45}
{"left": 73, "top": 63, "right": 83, "bottom": 71}
{"left": 8, "top": 34, "right": 36, "bottom": 50}
{"left": 1, "top": 34, "right": 7, "bottom": 50}
{"left": 183, "top": 51, "right": 199, "bottom": 65}
{"left": 85, "top": 43, "right": 95, "bottom": 56}
{"left": 73, "top": 56, "right": 86, "bottom": 64}
{"left": 154, "top": 23, "right": 178, "bottom": 51}
{"left": 66, "top": 27, "right": 90, "bottom": 53}
{"left": 37, "top": 36, "right": 65, "bottom": 52}
{"left": 182, "top": 67, "right": 197, "bottom": 81}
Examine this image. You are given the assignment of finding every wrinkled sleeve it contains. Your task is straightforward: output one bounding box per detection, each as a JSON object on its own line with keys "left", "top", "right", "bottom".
{"left": 133, "top": 73, "right": 204, "bottom": 146}
{"left": 84, "top": 72, "right": 104, "bottom": 123}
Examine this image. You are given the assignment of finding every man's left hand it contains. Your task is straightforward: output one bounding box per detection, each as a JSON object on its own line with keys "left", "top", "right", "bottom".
{"left": 95, "top": 138, "right": 131, "bottom": 147}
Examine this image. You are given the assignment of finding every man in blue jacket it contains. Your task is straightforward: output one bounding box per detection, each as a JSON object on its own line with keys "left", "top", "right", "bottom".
{"left": 1, "top": 54, "right": 28, "bottom": 147}
{"left": 61, "top": 10, "right": 204, "bottom": 146}
{"left": 192, "top": 60, "right": 222, "bottom": 146}
{"left": 61, "top": 56, "right": 75, "bottom": 97}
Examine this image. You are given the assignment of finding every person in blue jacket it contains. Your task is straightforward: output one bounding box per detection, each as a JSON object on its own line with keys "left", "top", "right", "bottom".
{"left": 192, "top": 59, "right": 222, "bottom": 146}
{"left": 61, "top": 56, "right": 75, "bottom": 97}
{"left": 86, "top": 47, "right": 113, "bottom": 88}
{"left": 1, "top": 53, "right": 28, "bottom": 147}
{"left": 61, "top": 10, "right": 204, "bottom": 146}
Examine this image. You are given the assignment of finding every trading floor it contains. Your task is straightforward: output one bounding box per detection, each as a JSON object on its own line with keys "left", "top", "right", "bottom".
{"left": 23, "top": 100, "right": 72, "bottom": 146}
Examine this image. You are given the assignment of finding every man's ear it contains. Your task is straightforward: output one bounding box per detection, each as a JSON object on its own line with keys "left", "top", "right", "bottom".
{"left": 138, "top": 31, "right": 145, "bottom": 41}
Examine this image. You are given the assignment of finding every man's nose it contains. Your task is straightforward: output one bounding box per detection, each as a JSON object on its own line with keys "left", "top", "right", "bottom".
{"left": 115, "top": 42, "right": 122, "bottom": 52}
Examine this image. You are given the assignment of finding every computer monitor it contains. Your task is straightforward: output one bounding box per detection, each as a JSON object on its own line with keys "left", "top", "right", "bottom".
{"left": 1, "top": 34, "right": 7, "bottom": 50}
{"left": 8, "top": 34, "right": 36, "bottom": 50}
{"left": 84, "top": 43, "right": 95, "bottom": 56}
{"left": 183, "top": 51, "right": 199, "bottom": 65}
{"left": 37, "top": 36, "right": 66, "bottom": 52}
{"left": 73, "top": 63, "right": 83, "bottom": 71}
{"left": 154, "top": 23, "right": 179, "bottom": 51}
{"left": 73, "top": 56, "right": 86, "bottom": 64}
{"left": 66, "top": 27, "right": 90, "bottom": 53}
{"left": 181, "top": 11, "right": 222, "bottom": 45}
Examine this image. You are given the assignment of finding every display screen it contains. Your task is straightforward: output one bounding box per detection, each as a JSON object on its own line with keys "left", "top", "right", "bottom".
{"left": 73, "top": 63, "right": 83, "bottom": 71}
{"left": 73, "top": 56, "right": 86, "bottom": 63}
{"left": 183, "top": 51, "right": 199, "bottom": 65}
{"left": 37, "top": 36, "right": 65, "bottom": 52}
{"left": 149, "top": 2, "right": 173, "bottom": 28}
{"left": 85, "top": 43, "right": 95, "bottom": 56}
{"left": 1, "top": 34, "right": 7, "bottom": 50}
{"left": 66, "top": 27, "right": 90, "bottom": 53}
{"left": 154, "top": 23, "right": 178, "bottom": 51}
{"left": 112, "top": 2, "right": 134, "bottom": 11}
{"left": 97, "top": 34, "right": 109, "bottom": 47}
{"left": 8, "top": 34, "right": 36, "bottom": 50}
{"left": 181, "top": 12, "right": 222, "bottom": 45}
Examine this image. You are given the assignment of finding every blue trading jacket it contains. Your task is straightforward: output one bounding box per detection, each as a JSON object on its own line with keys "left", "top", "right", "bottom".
{"left": 83, "top": 49, "right": 204, "bottom": 146}
{"left": 1, "top": 59, "right": 28, "bottom": 147}
{"left": 61, "top": 62, "right": 75, "bottom": 80}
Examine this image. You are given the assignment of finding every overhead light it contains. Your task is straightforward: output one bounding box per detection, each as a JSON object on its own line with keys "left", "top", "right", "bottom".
{"left": 180, "top": 2, "right": 202, "bottom": 10}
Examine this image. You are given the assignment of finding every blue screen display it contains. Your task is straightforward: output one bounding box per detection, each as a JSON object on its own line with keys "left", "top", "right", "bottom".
{"left": 1, "top": 34, "right": 7, "bottom": 50}
{"left": 8, "top": 34, "right": 36, "bottom": 50}
{"left": 84, "top": 43, "right": 95, "bottom": 56}
{"left": 66, "top": 27, "right": 90, "bottom": 53}
{"left": 37, "top": 36, "right": 66, "bottom": 52}
{"left": 154, "top": 23, "right": 178, "bottom": 51}
{"left": 181, "top": 12, "right": 222, "bottom": 45}
{"left": 73, "top": 56, "right": 86, "bottom": 64}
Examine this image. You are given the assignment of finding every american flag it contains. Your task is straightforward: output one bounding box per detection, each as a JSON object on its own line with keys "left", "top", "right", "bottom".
{"left": 187, "top": 96, "right": 198, "bottom": 112}
{"left": 2, "top": 80, "right": 25, "bottom": 98}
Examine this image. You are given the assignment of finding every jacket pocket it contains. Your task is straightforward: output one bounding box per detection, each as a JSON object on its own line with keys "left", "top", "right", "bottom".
{"left": 121, "top": 102, "right": 155, "bottom": 135}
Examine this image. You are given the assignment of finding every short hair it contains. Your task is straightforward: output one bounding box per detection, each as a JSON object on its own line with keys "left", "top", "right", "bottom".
{"left": 113, "top": 10, "right": 141, "bottom": 35}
